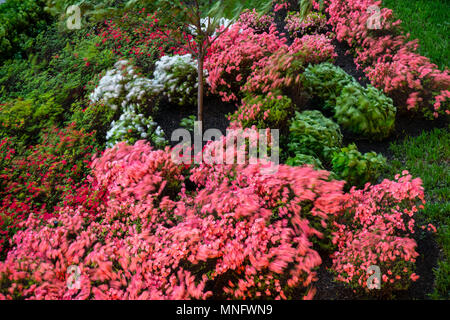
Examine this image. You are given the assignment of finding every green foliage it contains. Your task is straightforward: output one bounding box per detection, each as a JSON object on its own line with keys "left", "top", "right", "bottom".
{"left": 287, "top": 110, "right": 342, "bottom": 164}
{"left": 0, "top": 95, "right": 64, "bottom": 145}
{"left": 302, "top": 62, "right": 355, "bottom": 111}
{"left": 44, "top": 0, "right": 127, "bottom": 27}
{"left": 299, "top": 0, "right": 324, "bottom": 19}
{"left": 383, "top": 0, "right": 449, "bottom": 69}
{"left": 70, "top": 101, "right": 118, "bottom": 146}
{"left": 0, "top": 28, "right": 116, "bottom": 110}
{"left": 331, "top": 143, "right": 386, "bottom": 189}
{"left": 335, "top": 83, "right": 396, "bottom": 140}
{"left": 129, "top": 0, "right": 271, "bottom": 30}
{"left": 0, "top": 0, "right": 51, "bottom": 63}
{"left": 179, "top": 115, "right": 197, "bottom": 132}
{"left": 285, "top": 153, "right": 323, "bottom": 169}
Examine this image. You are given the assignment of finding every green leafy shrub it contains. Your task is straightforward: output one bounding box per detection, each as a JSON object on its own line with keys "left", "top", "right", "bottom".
{"left": 285, "top": 153, "right": 323, "bottom": 169}
{"left": 0, "top": 0, "right": 51, "bottom": 63}
{"left": 302, "top": 62, "right": 355, "bottom": 111}
{"left": 179, "top": 115, "right": 196, "bottom": 132}
{"left": 331, "top": 143, "right": 387, "bottom": 188}
{"left": 70, "top": 101, "right": 118, "bottom": 146}
{"left": 0, "top": 95, "right": 64, "bottom": 145}
{"left": 335, "top": 83, "right": 396, "bottom": 140}
{"left": 229, "top": 92, "right": 294, "bottom": 130}
{"left": 0, "top": 28, "right": 116, "bottom": 110}
{"left": 287, "top": 110, "right": 342, "bottom": 164}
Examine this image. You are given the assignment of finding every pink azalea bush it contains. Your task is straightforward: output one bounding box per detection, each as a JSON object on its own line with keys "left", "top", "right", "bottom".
{"left": 238, "top": 9, "right": 275, "bottom": 33}
{"left": 0, "top": 139, "right": 348, "bottom": 300}
{"left": 205, "top": 24, "right": 286, "bottom": 102}
{"left": 243, "top": 34, "right": 336, "bottom": 97}
{"left": 0, "top": 125, "right": 97, "bottom": 259}
{"left": 330, "top": 171, "right": 425, "bottom": 296}
{"left": 326, "top": 0, "right": 450, "bottom": 118}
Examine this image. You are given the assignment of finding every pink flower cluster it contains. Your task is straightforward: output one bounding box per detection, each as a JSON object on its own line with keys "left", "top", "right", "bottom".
{"left": 326, "top": 0, "right": 450, "bottom": 118}
{"left": 285, "top": 11, "right": 328, "bottom": 37}
{"left": 238, "top": 9, "right": 275, "bottom": 33}
{"left": 330, "top": 171, "right": 425, "bottom": 295}
{"left": 243, "top": 34, "right": 335, "bottom": 96}
{"left": 0, "top": 139, "right": 348, "bottom": 300}
{"left": 205, "top": 24, "right": 286, "bottom": 102}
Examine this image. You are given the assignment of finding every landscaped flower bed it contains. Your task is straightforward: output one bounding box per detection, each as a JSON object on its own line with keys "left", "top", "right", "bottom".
{"left": 0, "top": 0, "right": 448, "bottom": 301}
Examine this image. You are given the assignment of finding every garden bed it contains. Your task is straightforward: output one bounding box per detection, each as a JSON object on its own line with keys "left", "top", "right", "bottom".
{"left": 0, "top": 0, "right": 448, "bottom": 300}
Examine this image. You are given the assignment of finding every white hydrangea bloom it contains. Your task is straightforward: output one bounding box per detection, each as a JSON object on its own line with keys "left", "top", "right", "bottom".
{"left": 90, "top": 60, "right": 162, "bottom": 111}
{"left": 153, "top": 54, "right": 206, "bottom": 106}
{"left": 106, "top": 105, "right": 167, "bottom": 149}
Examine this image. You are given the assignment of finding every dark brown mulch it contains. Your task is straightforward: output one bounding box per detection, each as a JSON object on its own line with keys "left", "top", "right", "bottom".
{"left": 154, "top": 96, "right": 236, "bottom": 147}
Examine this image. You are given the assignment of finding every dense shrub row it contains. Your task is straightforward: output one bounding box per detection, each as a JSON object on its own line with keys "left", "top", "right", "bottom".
{"left": 0, "top": 137, "right": 425, "bottom": 299}
{"left": 326, "top": 0, "right": 450, "bottom": 118}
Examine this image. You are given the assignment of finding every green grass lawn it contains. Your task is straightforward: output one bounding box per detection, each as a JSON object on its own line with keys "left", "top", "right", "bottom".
{"left": 380, "top": 0, "right": 449, "bottom": 298}
{"left": 385, "top": 127, "right": 450, "bottom": 299}
{"left": 382, "top": 0, "right": 449, "bottom": 69}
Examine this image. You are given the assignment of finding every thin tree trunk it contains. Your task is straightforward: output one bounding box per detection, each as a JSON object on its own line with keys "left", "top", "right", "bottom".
{"left": 197, "top": 52, "right": 204, "bottom": 123}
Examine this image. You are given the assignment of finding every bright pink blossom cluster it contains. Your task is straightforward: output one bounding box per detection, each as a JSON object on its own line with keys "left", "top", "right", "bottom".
{"left": 330, "top": 172, "right": 425, "bottom": 295}
{"left": 243, "top": 34, "right": 336, "bottom": 96}
{"left": 205, "top": 24, "right": 286, "bottom": 102}
{"left": 238, "top": 9, "right": 275, "bottom": 33}
{"left": 0, "top": 125, "right": 96, "bottom": 258}
{"left": 326, "top": 0, "right": 450, "bottom": 118}
{"left": 0, "top": 139, "right": 348, "bottom": 300}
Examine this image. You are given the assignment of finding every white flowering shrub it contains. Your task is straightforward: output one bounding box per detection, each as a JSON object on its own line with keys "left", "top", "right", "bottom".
{"left": 90, "top": 60, "right": 161, "bottom": 112}
{"left": 153, "top": 54, "right": 205, "bottom": 106}
{"left": 106, "top": 105, "right": 167, "bottom": 149}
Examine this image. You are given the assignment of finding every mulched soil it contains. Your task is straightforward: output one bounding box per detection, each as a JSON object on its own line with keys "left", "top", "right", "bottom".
{"left": 153, "top": 5, "right": 448, "bottom": 299}
{"left": 154, "top": 96, "right": 236, "bottom": 147}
